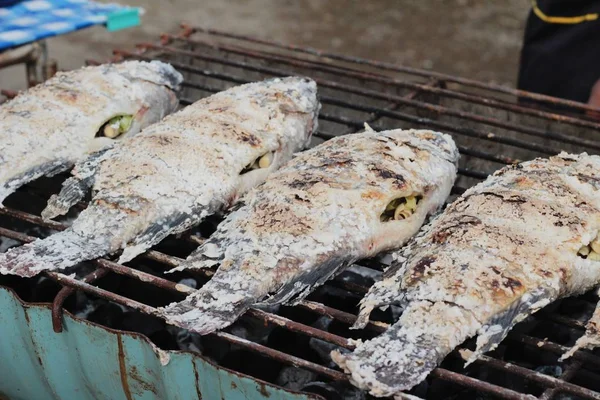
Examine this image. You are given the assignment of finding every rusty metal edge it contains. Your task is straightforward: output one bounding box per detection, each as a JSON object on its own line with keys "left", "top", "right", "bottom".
{"left": 0, "top": 284, "right": 326, "bottom": 400}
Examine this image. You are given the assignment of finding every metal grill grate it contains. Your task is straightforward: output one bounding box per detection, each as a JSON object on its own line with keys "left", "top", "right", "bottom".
{"left": 2, "top": 24, "right": 600, "bottom": 400}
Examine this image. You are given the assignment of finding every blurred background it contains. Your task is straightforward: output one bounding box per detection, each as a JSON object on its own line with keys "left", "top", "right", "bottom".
{"left": 0, "top": 0, "right": 529, "bottom": 90}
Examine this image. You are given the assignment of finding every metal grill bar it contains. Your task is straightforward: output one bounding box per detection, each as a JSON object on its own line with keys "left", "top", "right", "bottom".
{"left": 161, "top": 33, "right": 600, "bottom": 131}
{"left": 3, "top": 203, "right": 600, "bottom": 399}
{"left": 140, "top": 40, "right": 600, "bottom": 140}
{"left": 181, "top": 25, "right": 600, "bottom": 116}
{"left": 117, "top": 50, "right": 588, "bottom": 158}
{"left": 3, "top": 26, "right": 600, "bottom": 400}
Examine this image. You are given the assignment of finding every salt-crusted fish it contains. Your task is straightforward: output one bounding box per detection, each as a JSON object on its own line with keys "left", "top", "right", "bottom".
{"left": 157, "top": 128, "right": 459, "bottom": 335}
{"left": 0, "top": 60, "right": 183, "bottom": 205}
{"left": 0, "top": 77, "right": 319, "bottom": 277}
{"left": 332, "top": 153, "right": 600, "bottom": 398}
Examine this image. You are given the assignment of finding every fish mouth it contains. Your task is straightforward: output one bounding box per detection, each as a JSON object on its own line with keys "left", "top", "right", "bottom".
{"left": 380, "top": 194, "right": 423, "bottom": 222}
{"left": 577, "top": 232, "right": 600, "bottom": 260}
{"left": 95, "top": 114, "right": 135, "bottom": 140}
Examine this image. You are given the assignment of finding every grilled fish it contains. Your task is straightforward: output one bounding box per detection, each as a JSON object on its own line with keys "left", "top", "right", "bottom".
{"left": 157, "top": 127, "right": 459, "bottom": 335}
{"left": 0, "top": 60, "right": 183, "bottom": 205}
{"left": 0, "top": 77, "right": 319, "bottom": 277}
{"left": 332, "top": 153, "right": 600, "bottom": 398}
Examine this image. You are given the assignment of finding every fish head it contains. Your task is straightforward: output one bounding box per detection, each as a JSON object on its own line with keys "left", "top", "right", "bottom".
{"left": 235, "top": 76, "right": 320, "bottom": 198}
{"left": 265, "top": 76, "right": 320, "bottom": 148}
{"left": 357, "top": 129, "right": 458, "bottom": 256}
{"left": 87, "top": 61, "right": 183, "bottom": 153}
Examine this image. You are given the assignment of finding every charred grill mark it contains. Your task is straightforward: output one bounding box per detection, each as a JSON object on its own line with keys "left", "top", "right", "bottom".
{"left": 154, "top": 136, "right": 173, "bottom": 146}
{"left": 432, "top": 215, "right": 482, "bottom": 244}
{"left": 369, "top": 166, "right": 406, "bottom": 187}
{"left": 480, "top": 191, "right": 527, "bottom": 204}
{"left": 293, "top": 194, "right": 310, "bottom": 203}
{"left": 406, "top": 256, "right": 436, "bottom": 284}
{"left": 7, "top": 110, "right": 31, "bottom": 117}
{"left": 578, "top": 174, "right": 600, "bottom": 186}
{"left": 238, "top": 130, "right": 261, "bottom": 147}
{"left": 286, "top": 178, "right": 322, "bottom": 189}
{"left": 503, "top": 277, "right": 522, "bottom": 290}
{"left": 95, "top": 198, "right": 143, "bottom": 216}
{"left": 539, "top": 269, "right": 554, "bottom": 278}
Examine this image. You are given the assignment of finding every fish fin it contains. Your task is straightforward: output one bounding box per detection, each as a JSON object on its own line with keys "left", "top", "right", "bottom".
{"left": 119, "top": 208, "right": 206, "bottom": 263}
{"left": 560, "top": 295, "right": 600, "bottom": 360}
{"left": 0, "top": 159, "right": 72, "bottom": 206}
{"left": 332, "top": 300, "right": 479, "bottom": 397}
{"left": 41, "top": 149, "right": 110, "bottom": 220}
{"left": 166, "top": 239, "right": 222, "bottom": 274}
{"left": 157, "top": 271, "right": 260, "bottom": 335}
{"left": 363, "top": 123, "right": 376, "bottom": 133}
{"left": 0, "top": 228, "right": 109, "bottom": 277}
{"left": 352, "top": 275, "right": 404, "bottom": 329}
{"left": 256, "top": 257, "right": 352, "bottom": 307}
{"left": 466, "top": 287, "right": 554, "bottom": 366}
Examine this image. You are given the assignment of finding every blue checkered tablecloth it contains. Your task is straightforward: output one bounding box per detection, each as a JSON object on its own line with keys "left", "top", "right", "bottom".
{"left": 0, "top": 0, "right": 138, "bottom": 51}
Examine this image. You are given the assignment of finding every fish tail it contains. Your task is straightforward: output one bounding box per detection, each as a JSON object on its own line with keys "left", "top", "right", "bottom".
{"left": 158, "top": 273, "right": 260, "bottom": 335}
{"left": 0, "top": 228, "right": 110, "bottom": 278}
{"left": 332, "top": 301, "right": 478, "bottom": 397}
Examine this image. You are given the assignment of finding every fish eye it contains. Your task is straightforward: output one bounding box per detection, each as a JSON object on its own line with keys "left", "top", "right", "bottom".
{"left": 380, "top": 195, "right": 422, "bottom": 222}
{"left": 240, "top": 151, "right": 275, "bottom": 175}
{"left": 97, "top": 115, "right": 134, "bottom": 139}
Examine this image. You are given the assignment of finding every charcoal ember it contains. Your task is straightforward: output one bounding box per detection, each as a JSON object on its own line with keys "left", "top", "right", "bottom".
{"left": 409, "top": 380, "right": 429, "bottom": 399}
{"left": 535, "top": 365, "right": 562, "bottom": 377}
{"left": 308, "top": 284, "right": 363, "bottom": 314}
{"left": 25, "top": 275, "right": 60, "bottom": 302}
{"left": 86, "top": 301, "right": 125, "bottom": 328}
{"left": 219, "top": 349, "right": 281, "bottom": 382}
{"left": 557, "top": 297, "right": 595, "bottom": 324}
{"left": 554, "top": 394, "right": 585, "bottom": 400}
{"left": 229, "top": 304, "right": 280, "bottom": 344}
{"left": 197, "top": 334, "right": 232, "bottom": 362}
{"left": 276, "top": 366, "right": 317, "bottom": 391}
{"left": 121, "top": 311, "right": 163, "bottom": 337}
{"left": 178, "top": 278, "right": 197, "bottom": 289}
{"left": 308, "top": 316, "right": 341, "bottom": 367}
{"left": 74, "top": 293, "right": 100, "bottom": 319}
{"left": 166, "top": 326, "right": 203, "bottom": 354}
{"left": 0, "top": 236, "right": 19, "bottom": 252}
{"left": 300, "top": 381, "right": 365, "bottom": 400}
{"left": 390, "top": 304, "right": 404, "bottom": 322}
{"left": 190, "top": 214, "right": 224, "bottom": 238}
{"left": 339, "top": 267, "right": 380, "bottom": 290}
{"left": 345, "top": 265, "right": 381, "bottom": 283}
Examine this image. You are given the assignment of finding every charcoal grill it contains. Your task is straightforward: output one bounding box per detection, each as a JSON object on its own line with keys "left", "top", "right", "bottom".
{"left": 2, "top": 24, "right": 600, "bottom": 400}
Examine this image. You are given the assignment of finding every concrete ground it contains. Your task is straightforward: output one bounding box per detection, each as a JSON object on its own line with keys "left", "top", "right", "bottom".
{"left": 0, "top": 1, "right": 530, "bottom": 91}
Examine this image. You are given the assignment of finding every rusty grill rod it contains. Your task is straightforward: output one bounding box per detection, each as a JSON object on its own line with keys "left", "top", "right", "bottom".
{"left": 162, "top": 33, "right": 600, "bottom": 131}
{"left": 143, "top": 38, "right": 600, "bottom": 136}
{"left": 0, "top": 223, "right": 570, "bottom": 399}
{"left": 3, "top": 204, "right": 600, "bottom": 399}
{"left": 116, "top": 47, "right": 600, "bottom": 155}
{"left": 184, "top": 25, "right": 600, "bottom": 115}
{"left": 121, "top": 53, "right": 573, "bottom": 158}
{"left": 0, "top": 223, "right": 348, "bottom": 381}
